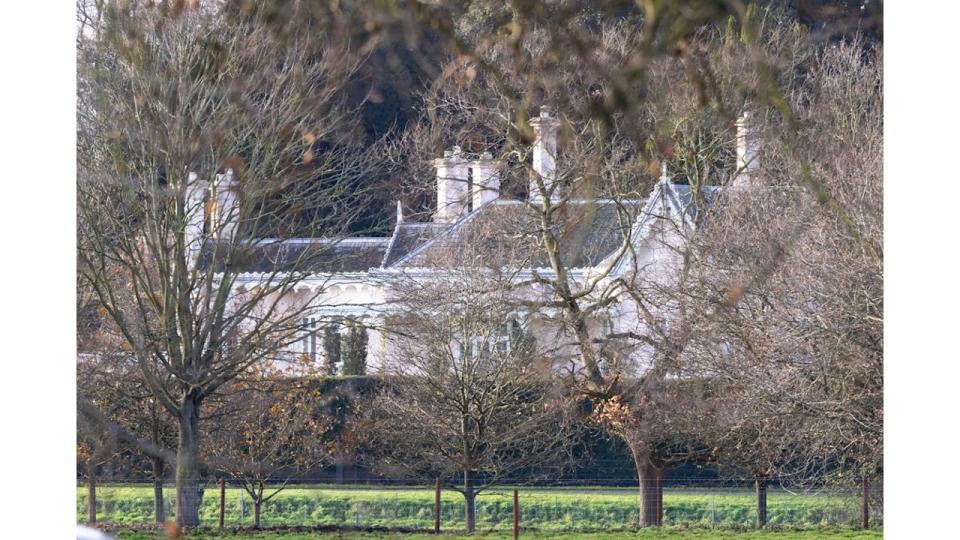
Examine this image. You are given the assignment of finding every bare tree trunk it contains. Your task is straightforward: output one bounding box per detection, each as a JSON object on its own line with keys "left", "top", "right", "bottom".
{"left": 434, "top": 478, "right": 441, "bottom": 533}
{"left": 632, "top": 448, "right": 663, "bottom": 528}
{"left": 153, "top": 456, "right": 165, "bottom": 523}
{"left": 463, "top": 469, "right": 477, "bottom": 533}
{"left": 176, "top": 394, "right": 203, "bottom": 528}
{"left": 86, "top": 460, "right": 97, "bottom": 525}
{"left": 861, "top": 475, "right": 869, "bottom": 529}
{"left": 655, "top": 467, "right": 664, "bottom": 526}
{"left": 512, "top": 488, "right": 519, "bottom": 540}
{"left": 755, "top": 476, "right": 767, "bottom": 529}
{"left": 253, "top": 499, "right": 262, "bottom": 529}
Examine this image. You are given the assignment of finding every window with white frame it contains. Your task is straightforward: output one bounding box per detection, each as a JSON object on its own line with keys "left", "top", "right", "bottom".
{"left": 301, "top": 316, "right": 318, "bottom": 361}
{"left": 467, "top": 318, "right": 520, "bottom": 359}
{"left": 450, "top": 338, "right": 465, "bottom": 363}
{"left": 599, "top": 315, "right": 614, "bottom": 338}
{"left": 493, "top": 319, "right": 518, "bottom": 354}
{"left": 469, "top": 335, "right": 486, "bottom": 359}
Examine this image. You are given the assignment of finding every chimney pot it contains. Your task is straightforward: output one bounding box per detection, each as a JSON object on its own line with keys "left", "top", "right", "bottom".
{"left": 470, "top": 153, "right": 501, "bottom": 209}
{"left": 734, "top": 110, "right": 759, "bottom": 187}
{"left": 185, "top": 171, "right": 208, "bottom": 265}
{"left": 433, "top": 146, "right": 469, "bottom": 223}
{"left": 212, "top": 168, "right": 239, "bottom": 240}
{"left": 529, "top": 107, "right": 561, "bottom": 204}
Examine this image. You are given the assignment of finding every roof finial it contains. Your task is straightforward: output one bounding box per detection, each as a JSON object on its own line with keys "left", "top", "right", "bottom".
{"left": 396, "top": 200, "right": 403, "bottom": 223}
{"left": 659, "top": 161, "right": 671, "bottom": 185}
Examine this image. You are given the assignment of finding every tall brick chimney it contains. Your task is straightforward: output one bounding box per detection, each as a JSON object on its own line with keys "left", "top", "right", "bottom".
{"left": 470, "top": 152, "right": 501, "bottom": 209}
{"left": 529, "top": 106, "right": 561, "bottom": 204}
{"left": 210, "top": 168, "right": 239, "bottom": 241}
{"left": 433, "top": 146, "right": 469, "bottom": 223}
{"left": 185, "top": 172, "right": 208, "bottom": 265}
{"left": 733, "top": 110, "right": 760, "bottom": 187}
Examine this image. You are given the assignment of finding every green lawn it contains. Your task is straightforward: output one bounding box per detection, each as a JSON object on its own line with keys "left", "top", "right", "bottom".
{"left": 81, "top": 484, "right": 873, "bottom": 531}
{"left": 110, "top": 528, "right": 882, "bottom": 540}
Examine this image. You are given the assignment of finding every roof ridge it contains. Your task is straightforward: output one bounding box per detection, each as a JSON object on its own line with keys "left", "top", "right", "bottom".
{"left": 390, "top": 200, "right": 498, "bottom": 268}
{"left": 242, "top": 236, "right": 390, "bottom": 246}
{"left": 380, "top": 217, "right": 404, "bottom": 269}
{"left": 399, "top": 222, "right": 445, "bottom": 228}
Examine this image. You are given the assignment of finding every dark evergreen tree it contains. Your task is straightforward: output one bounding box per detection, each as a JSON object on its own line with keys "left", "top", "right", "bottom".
{"left": 341, "top": 320, "right": 368, "bottom": 376}
{"left": 323, "top": 321, "right": 342, "bottom": 375}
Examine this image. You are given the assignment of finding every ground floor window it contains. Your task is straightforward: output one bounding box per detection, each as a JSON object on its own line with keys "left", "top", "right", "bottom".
{"left": 300, "top": 317, "right": 368, "bottom": 375}
{"left": 301, "top": 317, "right": 319, "bottom": 361}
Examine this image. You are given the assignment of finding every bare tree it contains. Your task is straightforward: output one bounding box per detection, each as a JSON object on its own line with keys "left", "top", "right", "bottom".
{"left": 74, "top": 0, "right": 882, "bottom": 530}
{"left": 206, "top": 366, "right": 350, "bottom": 528}
{"left": 77, "top": 3, "right": 378, "bottom": 527}
{"left": 76, "top": 418, "right": 114, "bottom": 526}
{"left": 376, "top": 2, "right": 881, "bottom": 528}
{"left": 76, "top": 385, "right": 118, "bottom": 527}
{"left": 777, "top": 39, "right": 883, "bottom": 490}
{"left": 78, "top": 276, "right": 179, "bottom": 525}
{"left": 364, "top": 270, "right": 577, "bottom": 533}
{"left": 377, "top": 18, "right": 716, "bottom": 528}
{"left": 681, "top": 36, "right": 883, "bottom": 524}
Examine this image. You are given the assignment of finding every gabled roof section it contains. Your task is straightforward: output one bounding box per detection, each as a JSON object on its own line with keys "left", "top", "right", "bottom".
{"left": 608, "top": 182, "right": 723, "bottom": 276}
{"left": 392, "top": 199, "right": 644, "bottom": 270}
{"left": 667, "top": 183, "right": 722, "bottom": 227}
{"left": 381, "top": 222, "right": 449, "bottom": 268}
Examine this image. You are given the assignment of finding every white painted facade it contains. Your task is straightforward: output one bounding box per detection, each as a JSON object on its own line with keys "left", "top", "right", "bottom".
{"left": 201, "top": 110, "right": 756, "bottom": 376}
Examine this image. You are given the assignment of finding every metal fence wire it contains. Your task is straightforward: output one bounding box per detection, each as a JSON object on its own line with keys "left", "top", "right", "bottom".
{"left": 77, "top": 480, "right": 882, "bottom": 532}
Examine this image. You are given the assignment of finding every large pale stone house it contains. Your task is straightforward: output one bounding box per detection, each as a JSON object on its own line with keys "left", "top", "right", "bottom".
{"left": 197, "top": 107, "right": 760, "bottom": 375}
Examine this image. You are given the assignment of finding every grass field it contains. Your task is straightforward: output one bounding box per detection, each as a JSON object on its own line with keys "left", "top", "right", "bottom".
{"left": 80, "top": 484, "right": 873, "bottom": 532}
{"left": 109, "top": 527, "right": 883, "bottom": 539}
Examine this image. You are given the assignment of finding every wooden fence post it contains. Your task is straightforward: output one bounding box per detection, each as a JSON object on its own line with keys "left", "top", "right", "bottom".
{"left": 219, "top": 478, "right": 226, "bottom": 530}
{"left": 434, "top": 478, "right": 441, "bottom": 534}
{"left": 861, "top": 475, "right": 869, "bottom": 529}
{"left": 513, "top": 489, "right": 520, "bottom": 540}
{"left": 86, "top": 462, "right": 97, "bottom": 526}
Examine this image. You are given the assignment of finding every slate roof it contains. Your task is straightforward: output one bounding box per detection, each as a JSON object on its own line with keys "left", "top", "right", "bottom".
{"left": 666, "top": 184, "right": 722, "bottom": 226}
{"left": 208, "top": 238, "right": 390, "bottom": 274}
{"left": 381, "top": 222, "right": 449, "bottom": 267}
{"left": 208, "top": 182, "right": 723, "bottom": 275}
{"left": 390, "top": 199, "right": 646, "bottom": 270}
